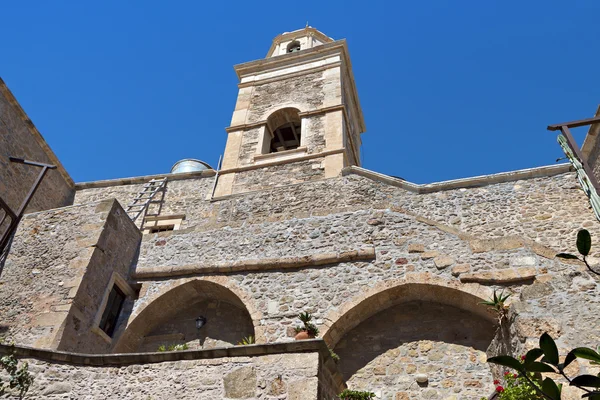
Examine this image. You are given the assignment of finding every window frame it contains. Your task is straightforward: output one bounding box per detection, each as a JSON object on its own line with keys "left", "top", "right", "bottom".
{"left": 91, "top": 272, "right": 136, "bottom": 344}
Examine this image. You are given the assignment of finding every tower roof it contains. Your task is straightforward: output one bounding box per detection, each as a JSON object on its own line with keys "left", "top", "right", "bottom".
{"left": 266, "top": 26, "right": 334, "bottom": 58}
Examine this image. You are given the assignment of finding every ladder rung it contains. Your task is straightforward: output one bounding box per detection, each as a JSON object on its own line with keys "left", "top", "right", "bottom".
{"left": 127, "top": 204, "right": 147, "bottom": 208}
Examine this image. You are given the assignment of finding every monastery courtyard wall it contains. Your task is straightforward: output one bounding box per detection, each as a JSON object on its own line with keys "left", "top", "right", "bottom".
{"left": 2, "top": 166, "right": 598, "bottom": 399}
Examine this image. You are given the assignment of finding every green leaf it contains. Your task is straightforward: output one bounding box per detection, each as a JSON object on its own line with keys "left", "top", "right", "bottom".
{"left": 572, "top": 375, "right": 600, "bottom": 388}
{"left": 563, "top": 350, "right": 578, "bottom": 370}
{"left": 487, "top": 355, "right": 524, "bottom": 372}
{"left": 572, "top": 347, "right": 600, "bottom": 364}
{"left": 556, "top": 253, "right": 579, "bottom": 259}
{"left": 582, "top": 392, "right": 600, "bottom": 399}
{"left": 527, "top": 362, "right": 556, "bottom": 373}
{"left": 540, "top": 333, "right": 559, "bottom": 365}
{"left": 542, "top": 377, "right": 561, "bottom": 400}
{"left": 577, "top": 229, "right": 592, "bottom": 256}
{"left": 524, "top": 348, "right": 544, "bottom": 365}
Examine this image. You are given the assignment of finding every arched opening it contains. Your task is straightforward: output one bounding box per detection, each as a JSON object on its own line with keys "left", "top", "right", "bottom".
{"left": 113, "top": 280, "right": 255, "bottom": 353}
{"left": 265, "top": 108, "right": 302, "bottom": 153}
{"left": 287, "top": 40, "right": 301, "bottom": 53}
{"left": 326, "top": 283, "right": 498, "bottom": 399}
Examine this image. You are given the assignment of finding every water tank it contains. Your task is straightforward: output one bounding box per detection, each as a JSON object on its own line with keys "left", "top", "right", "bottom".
{"left": 170, "top": 159, "right": 213, "bottom": 174}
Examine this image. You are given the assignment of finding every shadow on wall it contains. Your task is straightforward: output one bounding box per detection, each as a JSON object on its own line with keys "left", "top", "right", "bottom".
{"left": 113, "top": 279, "right": 255, "bottom": 353}
{"left": 325, "top": 283, "right": 498, "bottom": 399}
{"left": 140, "top": 299, "right": 254, "bottom": 352}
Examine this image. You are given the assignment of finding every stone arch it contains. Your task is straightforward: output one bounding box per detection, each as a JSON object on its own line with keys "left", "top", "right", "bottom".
{"left": 322, "top": 276, "right": 499, "bottom": 399}
{"left": 113, "top": 277, "right": 261, "bottom": 353}
{"left": 322, "top": 275, "right": 496, "bottom": 346}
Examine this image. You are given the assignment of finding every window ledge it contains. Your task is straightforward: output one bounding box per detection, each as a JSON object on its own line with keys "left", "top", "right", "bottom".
{"left": 254, "top": 146, "right": 307, "bottom": 164}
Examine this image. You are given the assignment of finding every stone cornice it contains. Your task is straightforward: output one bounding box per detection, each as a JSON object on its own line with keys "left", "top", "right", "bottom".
{"left": 237, "top": 61, "right": 342, "bottom": 89}
{"left": 0, "top": 339, "right": 334, "bottom": 367}
{"left": 343, "top": 164, "right": 573, "bottom": 193}
{"left": 218, "top": 148, "right": 344, "bottom": 175}
{"left": 234, "top": 40, "right": 365, "bottom": 133}
{"left": 75, "top": 169, "right": 216, "bottom": 190}
{"left": 0, "top": 77, "right": 74, "bottom": 187}
{"left": 133, "top": 248, "right": 375, "bottom": 279}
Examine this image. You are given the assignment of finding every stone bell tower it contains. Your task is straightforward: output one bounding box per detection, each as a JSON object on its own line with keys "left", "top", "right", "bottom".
{"left": 213, "top": 26, "right": 366, "bottom": 197}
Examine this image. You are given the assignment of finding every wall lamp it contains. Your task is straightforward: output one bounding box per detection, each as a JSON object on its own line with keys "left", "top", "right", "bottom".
{"left": 196, "top": 316, "right": 207, "bottom": 330}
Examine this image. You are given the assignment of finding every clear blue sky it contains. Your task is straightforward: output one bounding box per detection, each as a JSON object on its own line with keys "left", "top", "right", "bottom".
{"left": 2, "top": 1, "right": 599, "bottom": 184}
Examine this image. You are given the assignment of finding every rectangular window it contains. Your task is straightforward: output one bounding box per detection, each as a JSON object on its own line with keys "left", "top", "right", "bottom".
{"left": 148, "top": 225, "right": 175, "bottom": 234}
{"left": 99, "top": 285, "right": 126, "bottom": 337}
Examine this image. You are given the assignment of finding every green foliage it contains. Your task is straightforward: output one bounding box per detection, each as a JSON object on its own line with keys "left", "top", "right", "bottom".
{"left": 157, "top": 343, "right": 189, "bottom": 352}
{"left": 328, "top": 347, "right": 340, "bottom": 363}
{"left": 338, "top": 389, "right": 376, "bottom": 400}
{"left": 481, "top": 290, "right": 511, "bottom": 322}
{"left": 479, "top": 371, "right": 544, "bottom": 400}
{"left": 237, "top": 336, "right": 255, "bottom": 345}
{"left": 556, "top": 229, "right": 599, "bottom": 276}
{"left": 295, "top": 312, "right": 320, "bottom": 337}
{"left": 488, "top": 332, "right": 600, "bottom": 399}
{"left": 0, "top": 349, "right": 34, "bottom": 399}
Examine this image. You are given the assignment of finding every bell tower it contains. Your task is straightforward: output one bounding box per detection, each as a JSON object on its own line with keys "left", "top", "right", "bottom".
{"left": 214, "top": 27, "right": 366, "bottom": 197}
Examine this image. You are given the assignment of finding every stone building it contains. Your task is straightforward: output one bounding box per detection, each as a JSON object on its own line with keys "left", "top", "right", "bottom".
{"left": 0, "top": 27, "right": 599, "bottom": 399}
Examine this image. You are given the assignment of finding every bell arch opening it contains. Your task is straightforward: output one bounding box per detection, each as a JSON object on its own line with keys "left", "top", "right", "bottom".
{"left": 113, "top": 279, "right": 255, "bottom": 353}
{"left": 263, "top": 107, "right": 302, "bottom": 153}
{"left": 326, "top": 283, "right": 498, "bottom": 399}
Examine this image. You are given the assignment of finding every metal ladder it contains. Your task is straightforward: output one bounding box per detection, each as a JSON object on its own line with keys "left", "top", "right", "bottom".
{"left": 125, "top": 177, "right": 167, "bottom": 224}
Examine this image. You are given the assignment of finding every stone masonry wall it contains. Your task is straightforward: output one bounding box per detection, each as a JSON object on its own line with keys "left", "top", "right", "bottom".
{"left": 245, "top": 70, "right": 340, "bottom": 123}
{"left": 66, "top": 169, "right": 600, "bottom": 399}
{"left": 139, "top": 298, "right": 254, "bottom": 352}
{"left": 10, "top": 351, "right": 335, "bottom": 400}
{"left": 0, "top": 81, "right": 73, "bottom": 215}
{"left": 232, "top": 158, "right": 325, "bottom": 193}
{"left": 57, "top": 199, "right": 141, "bottom": 354}
{"left": 0, "top": 200, "right": 135, "bottom": 349}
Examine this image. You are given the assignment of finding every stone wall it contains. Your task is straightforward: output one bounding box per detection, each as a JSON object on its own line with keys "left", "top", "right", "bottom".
{"left": 232, "top": 158, "right": 325, "bottom": 193}
{"left": 37, "top": 167, "right": 600, "bottom": 398}
{"left": 335, "top": 301, "right": 495, "bottom": 399}
{"left": 57, "top": 199, "right": 141, "bottom": 354}
{"left": 245, "top": 70, "right": 340, "bottom": 124}
{"left": 0, "top": 199, "right": 140, "bottom": 352}
{"left": 1, "top": 341, "right": 344, "bottom": 400}
{"left": 139, "top": 298, "right": 254, "bottom": 352}
{"left": 0, "top": 79, "right": 73, "bottom": 216}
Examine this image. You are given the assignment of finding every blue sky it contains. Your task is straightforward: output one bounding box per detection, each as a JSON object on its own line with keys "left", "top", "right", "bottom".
{"left": 2, "top": 1, "right": 599, "bottom": 183}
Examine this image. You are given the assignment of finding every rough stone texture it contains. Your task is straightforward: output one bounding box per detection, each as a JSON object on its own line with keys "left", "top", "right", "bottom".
{"left": 58, "top": 199, "right": 141, "bottom": 353}
{"left": 7, "top": 352, "right": 336, "bottom": 399}
{"left": 245, "top": 70, "right": 332, "bottom": 123}
{"left": 139, "top": 298, "right": 254, "bottom": 352}
{"left": 0, "top": 200, "right": 139, "bottom": 349}
{"left": 0, "top": 81, "right": 73, "bottom": 216}
{"left": 232, "top": 158, "right": 325, "bottom": 193}
{"left": 7, "top": 167, "right": 600, "bottom": 398}
{"left": 335, "top": 301, "right": 495, "bottom": 400}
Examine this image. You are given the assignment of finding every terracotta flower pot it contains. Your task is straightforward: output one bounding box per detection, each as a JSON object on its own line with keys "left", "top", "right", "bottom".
{"left": 294, "top": 330, "right": 315, "bottom": 340}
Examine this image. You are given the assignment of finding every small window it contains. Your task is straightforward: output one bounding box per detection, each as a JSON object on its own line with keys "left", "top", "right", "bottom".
{"left": 148, "top": 225, "right": 175, "bottom": 234}
{"left": 287, "top": 41, "right": 301, "bottom": 53}
{"left": 99, "top": 285, "right": 126, "bottom": 337}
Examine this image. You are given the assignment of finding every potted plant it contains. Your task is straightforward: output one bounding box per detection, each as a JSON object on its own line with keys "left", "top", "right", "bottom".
{"left": 294, "top": 312, "right": 319, "bottom": 340}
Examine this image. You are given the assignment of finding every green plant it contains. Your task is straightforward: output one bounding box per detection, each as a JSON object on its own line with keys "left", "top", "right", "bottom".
{"left": 338, "top": 389, "right": 376, "bottom": 400}
{"left": 480, "top": 371, "right": 544, "bottom": 400}
{"left": 488, "top": 332, "right": 600, "bottom": 399}
{"left": 295, "top": 312, "right": 320, "bottom": 337}
{"left": 0, "top": 348, "right": 34, "bottom": 398}
{"left": 237, "top": 336, "right": 255, "bottom": 345}
{"left": 556, "top": 229, "right": 600, "bottom": 276}
{"left": 481, "top": 289, "right": 511, "bottom": 322}
{"left": 328, "top": 346, "right": 340, "bottom": 363}
{"left": 157, "top": 343, "right": 188, "bottom": 352}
